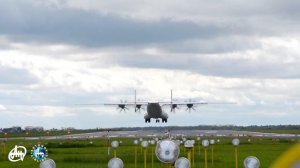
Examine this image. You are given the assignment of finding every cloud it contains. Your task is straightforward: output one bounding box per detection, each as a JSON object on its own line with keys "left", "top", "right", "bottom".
{"left": 2, "top": 0, "right": 300, "bottom": 50}
{"left": 58, "top": 0, "right": 300, "bottom": 35}
{"left": 81, "top": 37, "right": 300, "bottom": 79}
{"left": 38, "top": 106, "right": 76, "bottom": 117}
{"left": 1, "top": 0, "right": 300, "bottom": 128}
{"left": 1, "top": 0, "right": 300, "bottom": 79}
{"left": 0, "top": 104, "right": 6, "bottom": 110}
{"left": 58, "top": 0, "right": 300, "bottom": 19}
{"left": 1, "top": 41, "right": 300, "bottom": 104}
{"left": 0, "top": 66, "right": 37, "bottom": 84}
{"left": 1, "top": 43, "right": 299, "bottom": 105}
{"left": 0, "top": 0, "right": 229, "bottom": 48}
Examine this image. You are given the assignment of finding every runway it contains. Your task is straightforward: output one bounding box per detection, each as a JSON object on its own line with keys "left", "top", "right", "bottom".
{"left": 2, "top": 130, "right": 299, "bottom": 140}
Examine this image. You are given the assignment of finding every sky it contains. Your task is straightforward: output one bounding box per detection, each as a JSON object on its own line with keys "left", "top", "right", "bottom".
{"left": 1, "top": 0, "right": 300, "bottom": 129}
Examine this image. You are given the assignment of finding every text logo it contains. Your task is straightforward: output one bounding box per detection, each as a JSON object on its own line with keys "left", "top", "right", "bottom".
{"left": 8, "top": 145, "right": 27, "bottom": 162}
{"left": 31, "top": 144, "right": 48, "bottom": 162}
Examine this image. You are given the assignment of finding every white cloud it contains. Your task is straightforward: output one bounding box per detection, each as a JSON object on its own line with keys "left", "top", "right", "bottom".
{"left": 1, "top": 40, "right": 300, "bottom": 106}
{"left": 251, "top": 111, "right": 288, "bottom": 117}
{"left": 0, "top": 104, "right": 6, "bottom": 110}
{"left": 38, "top": 106, "right": 76, "bottom": 117}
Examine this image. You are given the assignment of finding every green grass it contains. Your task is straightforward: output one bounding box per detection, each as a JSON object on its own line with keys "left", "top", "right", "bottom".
{"left": 0, "top": 137, "right": 297, "bottom": 168}
{"left": 248, "top": 129, "right": 300, "bottom": 134}
{"left": 0, "top": 130, "right": 98, "bottom": 138}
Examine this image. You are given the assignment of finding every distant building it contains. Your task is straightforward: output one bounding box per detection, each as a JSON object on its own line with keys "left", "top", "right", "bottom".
{"left": 25, "top": 126, "right": 44, "bottom": 132}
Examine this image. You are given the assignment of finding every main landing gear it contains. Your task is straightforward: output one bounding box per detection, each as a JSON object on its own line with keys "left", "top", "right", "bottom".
{"left": 145, "top": 118, "right": 168, "bottom": 123}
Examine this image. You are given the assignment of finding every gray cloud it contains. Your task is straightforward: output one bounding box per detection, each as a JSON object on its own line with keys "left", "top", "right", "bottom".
{"left": 0, "top": 66, "right": 37, "bottom": 84}
{"left": 87, "top": 43, "right": 300, "bottom": 79}
{"left": 2, "top": 0, "right": 299, "bottom": 49}
{"left": 159, "top": 36, "right": 261, "bottom": 54}
{"left": 0, "top": 1, "right": 230, "bottom": 47}
{"left": 1, "top": 0, "right": 300, "bottom": 79}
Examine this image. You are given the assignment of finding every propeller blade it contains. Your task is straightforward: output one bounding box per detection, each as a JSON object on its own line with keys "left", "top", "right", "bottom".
{"left": 171, "top": 104, "right": 179, "bottom": 113}
{"left": 135, "top": 104, "right": 143, "bottom": 113}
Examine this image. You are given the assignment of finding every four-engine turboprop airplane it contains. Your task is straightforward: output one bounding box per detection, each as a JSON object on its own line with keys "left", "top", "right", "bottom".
{"left": 103, "top": 90, "right": 233, "bottom": 123}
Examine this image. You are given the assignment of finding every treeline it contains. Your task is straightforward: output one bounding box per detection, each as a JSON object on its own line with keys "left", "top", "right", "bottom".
{"left": 89, "top": 125, "right": 300, "bottom": 132}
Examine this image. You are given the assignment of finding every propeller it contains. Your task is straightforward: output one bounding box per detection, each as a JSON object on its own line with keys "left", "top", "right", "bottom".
{"left": 135, "top": 104, "right": 144, "bottom": 113}
{"left": 117, "top": 100, "right": 128, "bottom": 113}
{"left": 186, "top": 104, "right": 195, "bottom": 113}
{"left": 185, "top": 99, "right": 196, "bottom": 113}
{"left": 171, "top": 104, "right": 179, "bottom": 112}
{"left": 117, "top": 105, "right": 128, "bottom": 112}
{"left": 134, "top": 92, "right": 144, "bottom": 113}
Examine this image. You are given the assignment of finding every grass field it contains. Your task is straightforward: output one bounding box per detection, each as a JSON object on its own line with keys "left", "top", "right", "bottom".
{"left": 0, "top": 137, "right": 298, "bottom": 168}
{"left": 0, "top": 130, "right": 99, "bottom": 138}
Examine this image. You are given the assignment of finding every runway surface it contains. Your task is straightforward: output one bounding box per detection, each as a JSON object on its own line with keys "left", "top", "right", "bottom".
{"left": 2, "top": 130, "right": 299, "bottom": 140}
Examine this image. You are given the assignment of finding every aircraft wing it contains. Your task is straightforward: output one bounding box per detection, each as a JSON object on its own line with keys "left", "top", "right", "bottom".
{"left": 104, "top": 102, "right": 148, "bottom": 112}
{"left": 161, "top": 101, "right": 234, "bottom": 112}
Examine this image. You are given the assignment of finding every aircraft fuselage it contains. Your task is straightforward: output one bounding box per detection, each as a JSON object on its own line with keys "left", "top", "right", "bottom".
{"left": 144, "top": 103, "right": 168, "bottom": 123}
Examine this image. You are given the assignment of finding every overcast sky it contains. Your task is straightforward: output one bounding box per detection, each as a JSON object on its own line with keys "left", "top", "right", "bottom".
{"left": 1, "top": 0, "right": 300, "bottom": 129}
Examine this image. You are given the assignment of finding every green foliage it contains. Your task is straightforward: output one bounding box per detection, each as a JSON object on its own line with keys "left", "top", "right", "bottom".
{"left": 47, "top": 142, "right": 95, "bottom": 148}
{"left": 0, "top": 137, "right": 296, "bottom": 168}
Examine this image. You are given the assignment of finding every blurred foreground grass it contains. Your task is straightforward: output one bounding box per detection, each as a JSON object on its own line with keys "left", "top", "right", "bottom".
{"left": 0, "top": 137, "right": 297, "bottom": 168}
